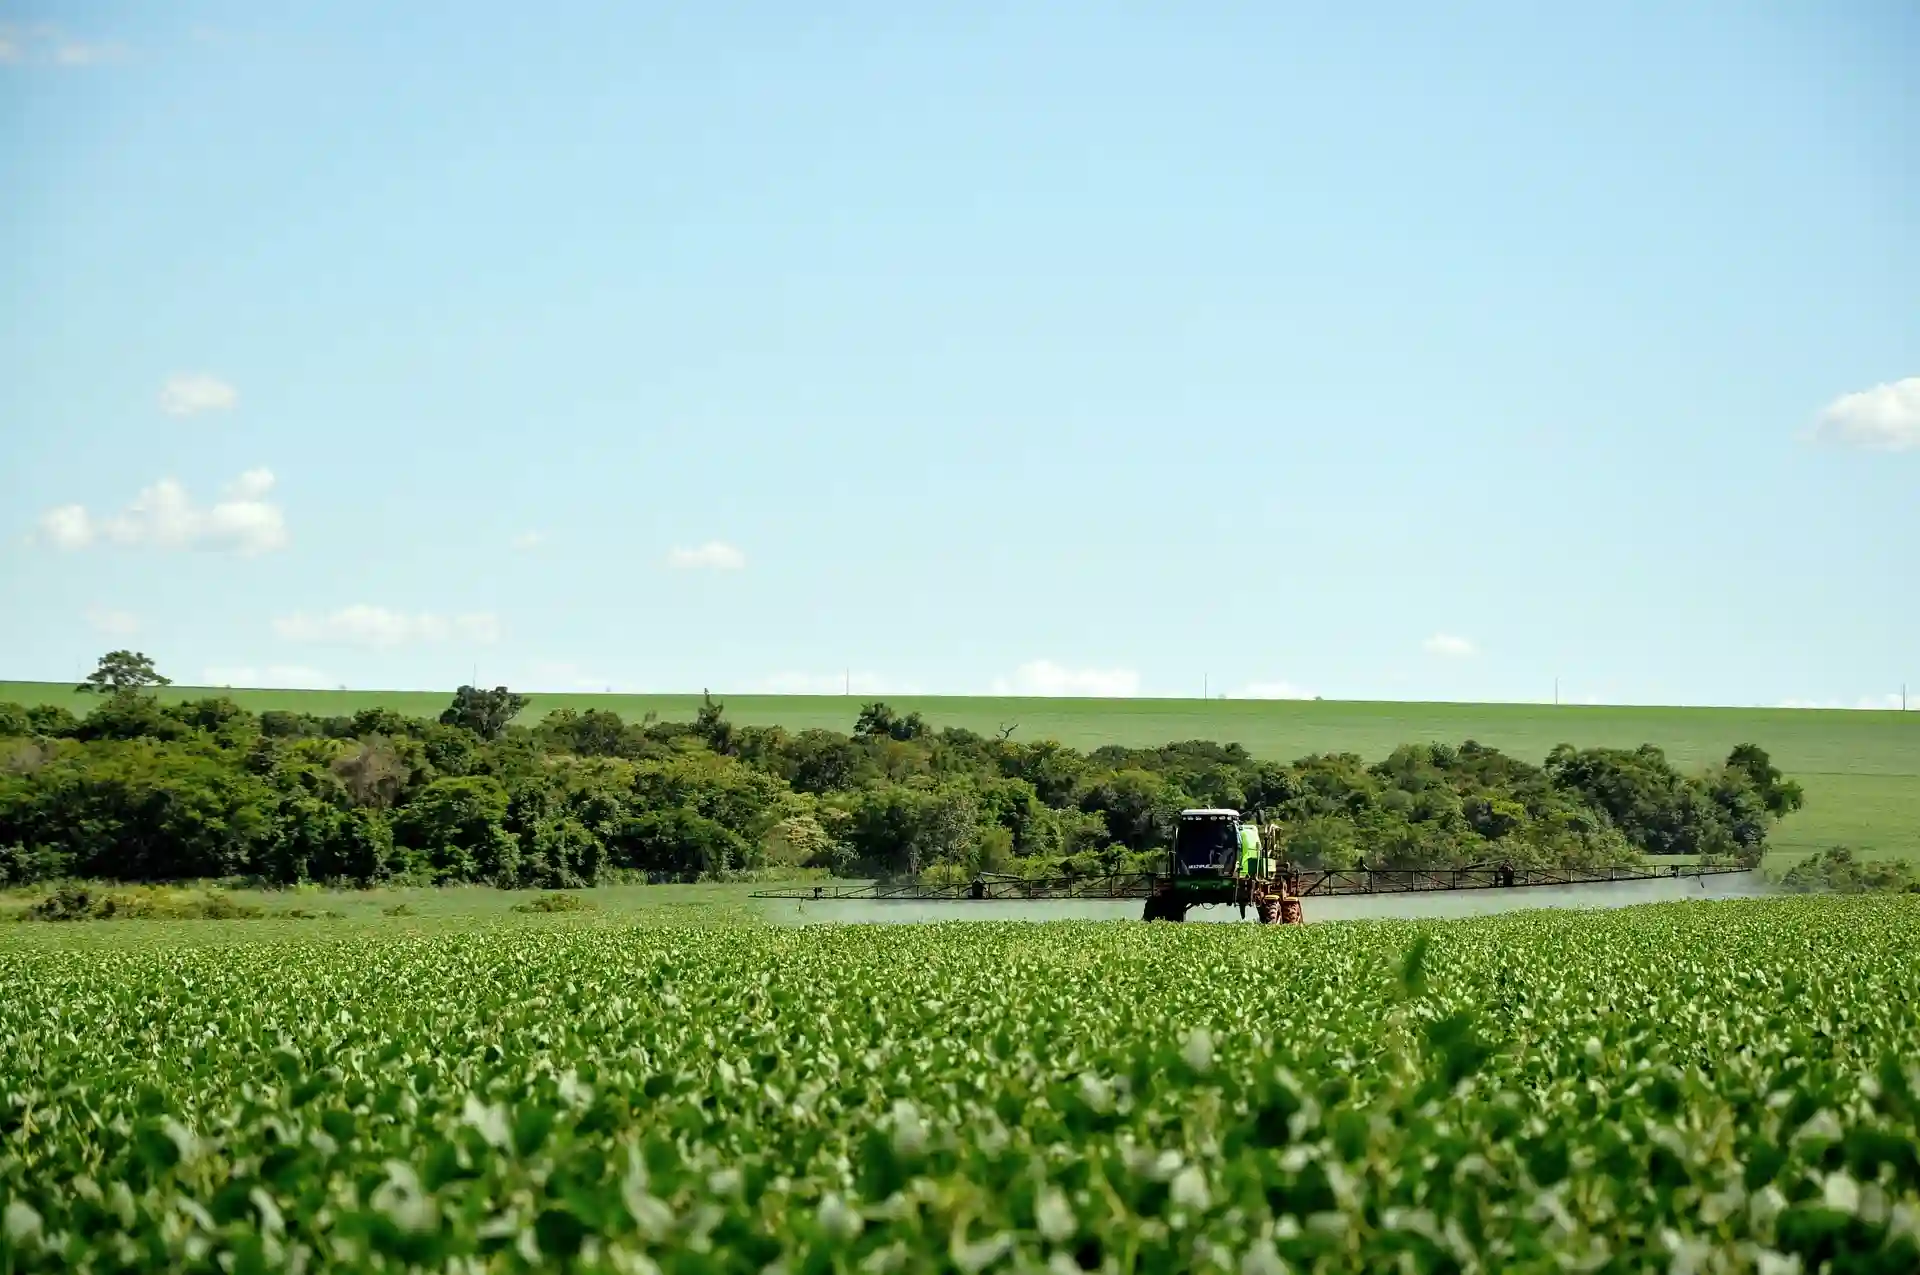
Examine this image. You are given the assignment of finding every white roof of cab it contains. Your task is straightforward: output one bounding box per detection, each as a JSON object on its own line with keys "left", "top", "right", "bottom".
{"left": 1179, "top": 808, "right": 1240, "bottom": 817}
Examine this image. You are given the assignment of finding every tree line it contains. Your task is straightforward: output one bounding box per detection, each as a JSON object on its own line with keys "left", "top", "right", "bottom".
{"left": 0, "top": 651, "right": 1804, "bottom": 889}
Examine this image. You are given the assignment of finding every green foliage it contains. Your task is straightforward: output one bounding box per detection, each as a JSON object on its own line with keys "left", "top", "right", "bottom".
{"left": 1778, "top": 846, "right": 1920, "bottom": 894}
{"left": 75, "top": 649, "right": 171, "bottom": 695}
{"left": 509, "top": 890, "right": 596, "bottom": 913}
{"left": 536, "top": 707, "right": 637, "bottom": 758}
{"left": 1727, "top": 742, "right": 1806, "bottom": 818}
{"left": 19, "top": 883, "right": 264, "bottom": 921}
{"left": 2, "top": 897, "right": 1918, "bottom": 1270}
{"left": 23, "top": 704, "right": 80, "bottom": 738}
{"left": 0, "top": 690, "right": 1812, "bottom": 891}
{"left": 439, "top": 685, "right": 530, "bottom": 741}
{"left": 391, "top": 776, "right": 519, "bottom": 883}
{"left": 1545, "top": 742, "right": 1780, "bottom": 863}
{"left": 71, "top": 690, "right": 193, "bottom": 743}
{"left": 2, "top": 683, "right": 1911, "bottom": 860}
{"left": 854, "top": 700, "right": 928, "bottom": 741}
{"left": 693, "top": 691, "right": 734, "bottom": 754}
{"left": 762, "top": 812, "right": 837, "bottom": 869}
{"left": 614, "top": 808, "right": 747, "bottom": 879}
{"left": 0, "top": 739, "right": 280, "bottom": 881}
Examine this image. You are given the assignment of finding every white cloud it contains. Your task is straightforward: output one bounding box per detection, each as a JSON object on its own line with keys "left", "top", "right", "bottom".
{"left": 526, "top": 660, "right": 636, "bottom": 692}
{"left": 273, "top": 605, "right": 501, "bottom": 649}
{"left": 159, "top": 373, "right": 238, "bottom": 417}
{"left": 666, "top": 541, "right": 746, "bottom": 570}
{"left": 37, "top": 504, "right": 93, "bottom": 549}
{"left": 1423, "top": 632, "right": 1476, "bottom": 658}
{"left": 53, "top": 39, "right": 128, "bottom": 66}
{"left": 755, "top": 671, "right": 926, "bottom": 696}
{"left": 0, "top": 24, "right": 126, "bottom": 66}
{"left": 1228, "top": 680, "right": 1315, "bottom": 700}
{"left": 992, "top": 660, "right": 1141, "bottom": 698}
{"left": 85, "top": 606, "right": 139, "bottom": 637}
{"left": 34, "top": 469, "right": 287, "bottom": 555}
{"left": 1813, "top": 377, "right": 1920, "bottom": 451}
{"left": 512, "top": 530, "right": 549, "bottom": 551}
{"left": 201, "top": 665, "right": 333, "bottom": 690}
{"left": 226, "top": 467, "right": 274, "bottom": 500}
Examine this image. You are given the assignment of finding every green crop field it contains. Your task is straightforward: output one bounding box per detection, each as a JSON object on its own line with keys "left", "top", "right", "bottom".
{"left": 4, "top": 896, "right": 1918, "bottom": 1271}
{"left": 6, "top": 681, "right": 1917, "bottom": 866}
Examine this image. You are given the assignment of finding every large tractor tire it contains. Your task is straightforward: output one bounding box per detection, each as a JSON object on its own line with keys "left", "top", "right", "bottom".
{"left": 1142, "top": 894, "right": 1187, "bottom": 923}
{"left": 1256, "top": 896, "right": 1282, "bottom": 925}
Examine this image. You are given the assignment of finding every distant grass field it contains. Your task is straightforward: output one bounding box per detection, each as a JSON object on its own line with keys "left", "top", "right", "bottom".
{"left": 5, "top": 681, "right": 1916, "bottom": 865}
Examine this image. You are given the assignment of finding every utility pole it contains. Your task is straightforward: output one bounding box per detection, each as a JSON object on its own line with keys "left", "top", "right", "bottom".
{"left": 1554, "top": 676, "right": 1559, "bottom": 706}
{"left": 1203, "top": 672, "right": 1208, "bottom": 700}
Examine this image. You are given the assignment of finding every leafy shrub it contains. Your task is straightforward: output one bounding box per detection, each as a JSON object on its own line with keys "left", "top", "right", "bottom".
{"left": 1778, "top": 845, "right": 1920, "bottom": 894}
{"left": 22, "top": 883, "right": 264, "bottom": 921}
{"left": 510, "top": 891, "right": 596, "bottom": 914}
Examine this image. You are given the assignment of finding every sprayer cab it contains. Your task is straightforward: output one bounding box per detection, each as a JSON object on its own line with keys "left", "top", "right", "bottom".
{"left": 1146, "top": 808, "right": 1295, "bottom": 923}
{"left": 1170, "top": 809, "right": 1262, "bottom": 879}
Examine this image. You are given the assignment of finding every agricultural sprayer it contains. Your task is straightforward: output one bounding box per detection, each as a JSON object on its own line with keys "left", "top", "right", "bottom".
{"left": 752, "top": 806, "right": 1750, "bottom": 923}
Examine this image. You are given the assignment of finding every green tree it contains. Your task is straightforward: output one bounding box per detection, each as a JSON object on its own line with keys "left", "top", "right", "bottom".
{"left": 417, "top": 721, "right": 480, "bottom": 777}
{"left": 995, "top": 739, "right": 1086, "bottom": 806}
{"left": 519, "top": 816, "right": 607, "bottom": 888}
{"left": 74, "top": 692, "right": 192, "bottom": 744}
{"left": 259, "top": 710, "right": 322, "bottom": 740}
{"left": 167, "top": 696, "right": 256, "bottom": 740}
{"left": 763, "top": 812, "right": 837, "bottom": 868}
{"left": 1077, "top": 769, "right": 1180, "bottom": 851}
{"left": 780, "top": 729, "right": 868, "bottom": 794}
{"left": 694, "top": 691, "right": 735, "bottom": 755}
{"left": 350, "top": 707, "right": 417, "bottom": 740}
{"left": 630, "top": 750, "right": 787, "bottom": 840}
{"left": 855, "top": 702, "right": 928, "bottom": 742}
{"left": 0, "top": 740, "right": 277, "bottom": 880}
{"left": 1725, "top": 743, "right": 1806, "bottom": 818}
{"left": 539, "top": 707, "right": 633, "bottom": 758}
{"left": 25, "top": 704, "right": 80, "bottom": 737}
{"left": 612, "top": 808, "right": 746, "bottom": 879}
{"left": 392, "top": 775, "right": 520, "bottom": 882}
{"left": 439, "top": 686, "right": 529, "bottom": 741}
{"left": 76, "top": 650, "right": 171, "bottom": 695}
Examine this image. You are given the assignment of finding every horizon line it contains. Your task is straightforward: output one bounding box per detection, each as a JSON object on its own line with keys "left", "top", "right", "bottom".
{"left": 2, "top": 678, "right": 1912, "bottom": 715}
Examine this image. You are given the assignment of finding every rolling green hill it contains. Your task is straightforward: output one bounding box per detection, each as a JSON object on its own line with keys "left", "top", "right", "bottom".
{"left": 5, "top": 682, "right": 1915, "bottom": 863}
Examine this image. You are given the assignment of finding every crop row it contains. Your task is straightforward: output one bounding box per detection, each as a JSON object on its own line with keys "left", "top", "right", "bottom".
{"left": 3, "top": 897, "right": 1919, "bottom": 1272}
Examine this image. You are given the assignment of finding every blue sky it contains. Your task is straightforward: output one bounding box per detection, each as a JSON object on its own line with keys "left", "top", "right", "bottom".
{"left": 2, "top": 0, "right": 1915, "bottom": 706}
